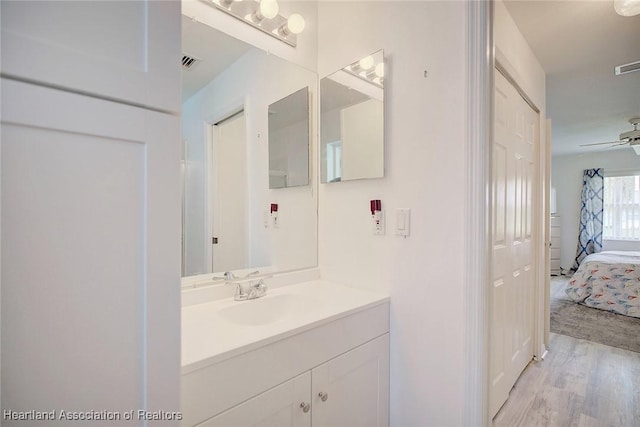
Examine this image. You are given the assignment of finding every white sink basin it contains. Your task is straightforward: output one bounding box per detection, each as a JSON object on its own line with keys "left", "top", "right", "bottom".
{"left": 182, "top": 280, "right": 390, "bottom": 371}
{"left": 217, "top": 294, "right": 312, "bottom": 326}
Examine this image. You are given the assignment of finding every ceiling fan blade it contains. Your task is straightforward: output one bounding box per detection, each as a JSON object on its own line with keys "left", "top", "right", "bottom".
{"left": 579, "top": 140, "right": 625, "bottom": 147}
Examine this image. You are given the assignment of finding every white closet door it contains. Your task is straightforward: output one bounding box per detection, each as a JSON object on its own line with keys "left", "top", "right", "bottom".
{"left": 0, "top": 0, "right": 181, "bottom": 113}
{"left": 1, "top": 79, "right": 180, "bottom": 424}
{"left": 490, "top": 70, "right": 538, "bottom": 418}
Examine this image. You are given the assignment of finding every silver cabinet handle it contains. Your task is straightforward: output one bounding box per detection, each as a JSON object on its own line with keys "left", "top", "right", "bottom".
{"left": 300, "top": 402, "right": 310, "bottom": 413}
{"left": 318, "top": 392, "right": 328, "bottom": 402}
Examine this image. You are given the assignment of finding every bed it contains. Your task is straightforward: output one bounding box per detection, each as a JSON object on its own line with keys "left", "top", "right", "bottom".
{"left": 565, "top": 251, "right": 640, "bottom": 318}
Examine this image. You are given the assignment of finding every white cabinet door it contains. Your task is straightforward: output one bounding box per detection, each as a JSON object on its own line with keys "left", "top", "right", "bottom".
{"left": 1, "top": 78, "right": 180, "bottom": 424}
{"left": 311, "top": 334, "right": 389, "bottom": 427}
{"left": 0, "top": 0, "right": 181, "bottom": 113}
{"left": 199, "top": 373, "right": 311, "bottom": 427}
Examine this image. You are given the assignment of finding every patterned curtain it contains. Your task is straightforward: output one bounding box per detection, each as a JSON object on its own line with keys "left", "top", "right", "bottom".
{"left": 572, "top": 168, "right": 604, "bottom": 271}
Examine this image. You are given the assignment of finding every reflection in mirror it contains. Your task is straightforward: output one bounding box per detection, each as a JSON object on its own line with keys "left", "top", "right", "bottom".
{"left": 268, "top": 87, "right": 310, "bottom": 189}
{"left": 321, "top": 50, "right": 384, "bottom": 183}
{"left": 181, "top": 15, "right": 317, "bottom": 280}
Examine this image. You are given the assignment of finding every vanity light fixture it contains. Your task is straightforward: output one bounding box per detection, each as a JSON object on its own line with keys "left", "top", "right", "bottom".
{"left": 614, "top": 0, "right": 640, "bottom": 16}
{"left": 344, "top": 55, "right": 385, "bottom": 88}
{"left": 208, "top": 0, "right": 305, "bottom": 47}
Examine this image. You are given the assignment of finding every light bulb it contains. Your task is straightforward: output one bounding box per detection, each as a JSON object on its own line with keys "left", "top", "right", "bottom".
{"left": 614, "top": 0, "right": 640, "bottom": 16}
{"left": 359, "top": 56, "right": 374, "bottom": 70}
{"left": 287, "top": 13, "right": 305, "bottom": 34}
{"left": 375, "top": 62, "right": 384, "bottom": 78}
{"left": 259, "top": 0, "right": 279, "bottom": 19}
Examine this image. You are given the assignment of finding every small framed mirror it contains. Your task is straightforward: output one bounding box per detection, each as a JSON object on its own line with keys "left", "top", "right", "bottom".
{"left": 268, "top": 87, "right": 310, "bottom": 189}
{"left": 321, "top": 49, "right": 384, "bottom": 183}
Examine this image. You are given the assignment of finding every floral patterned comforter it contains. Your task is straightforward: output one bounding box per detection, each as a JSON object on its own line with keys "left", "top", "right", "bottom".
{"left": 565, "top": 251, "right": 640, "bottom": 318}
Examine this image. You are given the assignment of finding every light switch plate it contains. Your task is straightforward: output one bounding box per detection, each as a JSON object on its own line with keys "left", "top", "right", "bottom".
{"left": 395, "top": 208, "right": 410, "bottom": 237}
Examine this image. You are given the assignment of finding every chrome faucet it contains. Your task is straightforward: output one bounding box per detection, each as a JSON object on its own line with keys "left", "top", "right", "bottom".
{"left": 233, "top": 278, "right": 269, "bottom": 301}
{"left": 223, "top": 271, "right": 271, "bottom": 301}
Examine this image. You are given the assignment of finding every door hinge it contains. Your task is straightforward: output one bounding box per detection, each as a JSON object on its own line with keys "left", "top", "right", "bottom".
{"left": 212, "top": 237, "right": 218, "bottom": 244}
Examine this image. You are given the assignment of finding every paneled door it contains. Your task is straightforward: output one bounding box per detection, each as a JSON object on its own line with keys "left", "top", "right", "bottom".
{"left": 211, "top": 113, "right": 248, "bottom": 272}
{"left": 490, "top": 69, "right": 539, "bottom": 417}
{"left": 1, "top": 78, "right": 180, "bottom": 424}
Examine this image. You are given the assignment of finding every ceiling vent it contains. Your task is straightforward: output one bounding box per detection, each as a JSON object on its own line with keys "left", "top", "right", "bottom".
{"left": 615, "top": 60, "right": 640, "bottom": 76}
{"left": 181, "top": 54, "right": 201, "bottom": 71}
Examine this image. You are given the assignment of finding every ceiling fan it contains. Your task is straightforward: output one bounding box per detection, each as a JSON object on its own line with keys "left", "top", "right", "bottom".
{"left": 580, "top": 118, "right": 640, "bottom": 155}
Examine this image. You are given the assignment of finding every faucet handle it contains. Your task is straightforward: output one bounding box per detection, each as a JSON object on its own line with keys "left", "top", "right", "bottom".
{"left": 234, "top": 282, "right": 249, "bottom": 301}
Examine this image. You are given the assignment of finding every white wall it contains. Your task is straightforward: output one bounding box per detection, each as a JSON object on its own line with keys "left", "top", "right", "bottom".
{"left": 182, "top": 48, "right": 317, "bottom": 276}
{"left": 494, "top": 1, "right": 546, "bottom": 111}
{"left": 269, "top": 118, "right": 309, "bottom": 188}
{"left": 317, "top": 2, "right": 467, "bottom": 425}
{"left": 552, "top": 149, "right": 640, "bottom": 270}
{"left": 341, "top": 98, "right": 384, "bottom": 181}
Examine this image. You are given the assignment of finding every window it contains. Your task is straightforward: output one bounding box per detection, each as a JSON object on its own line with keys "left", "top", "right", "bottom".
{"left": 326, "top": 141, "right": 342, "bottom": 182}
{"left": 603, "top": 173, "right": 640, "bottom": 241}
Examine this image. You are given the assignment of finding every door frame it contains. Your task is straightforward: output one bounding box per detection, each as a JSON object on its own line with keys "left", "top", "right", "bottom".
{"left": 465, "top": 1, "right": 550, "bottom": 425}
{"left": 464, "top": 1, "right": 492, "bottom": 425}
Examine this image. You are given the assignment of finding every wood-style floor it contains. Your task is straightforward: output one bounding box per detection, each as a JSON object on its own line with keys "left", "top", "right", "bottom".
{"left": 493, "top": 333, "right": 640, "bottom": 427}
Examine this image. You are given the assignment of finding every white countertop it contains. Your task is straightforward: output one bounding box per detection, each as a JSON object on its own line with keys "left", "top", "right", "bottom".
{"left": 181, "top": 280, "right": 389, "bottom": 373}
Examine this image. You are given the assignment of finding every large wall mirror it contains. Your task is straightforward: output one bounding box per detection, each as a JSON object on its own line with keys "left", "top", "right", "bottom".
{"left": 181, "top": 15, "right": 317, "bottom": 281}
{"left": 321, "top": 50, "right": 384, "bottom": 183}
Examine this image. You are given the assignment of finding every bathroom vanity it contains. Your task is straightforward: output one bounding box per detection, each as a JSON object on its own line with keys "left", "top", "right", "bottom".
{"left": 181, "top": 279, "right": 389, "bottom": 427}
{"left": 180, "top": 6, "right": 390, "bottom": 426}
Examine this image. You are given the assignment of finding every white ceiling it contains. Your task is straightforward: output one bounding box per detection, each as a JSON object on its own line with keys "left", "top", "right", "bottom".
{"left": 503, "top": 0, "right": 640, "bottom": 156}
{"left": 181, "top": 15, "right": 253, "bottom": 102}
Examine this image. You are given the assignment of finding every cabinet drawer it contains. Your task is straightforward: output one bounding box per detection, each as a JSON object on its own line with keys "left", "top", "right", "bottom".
{"left": 550, "top": 226, "right": 561, "bottom": 238}
{"left": 550, "top": 236, "right": 560, "bottom": 248}
{"left": 550, "top": 216, "right": 561, "bottom": 227}
{"left": 551, "top": 248, "right": 561, "bottom": 260}
{"left": 550, "top": 259, "right": 561, "bottom": 271}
